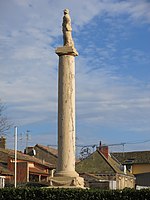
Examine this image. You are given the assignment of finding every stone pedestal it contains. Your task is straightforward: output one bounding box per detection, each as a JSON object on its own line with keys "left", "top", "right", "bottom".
{"left": 49, "top": 176, "right": 84, "bottom": 188}
{"left": 49, "top": 46, "right": 84, "bottom": 188}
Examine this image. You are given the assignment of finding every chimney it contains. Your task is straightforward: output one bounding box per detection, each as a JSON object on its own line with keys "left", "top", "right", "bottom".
{"left": 0, "top": 136, "right": 6, "bottom": 149}
{"left": 99, "top": 142, "right": 109, "bottom": 159}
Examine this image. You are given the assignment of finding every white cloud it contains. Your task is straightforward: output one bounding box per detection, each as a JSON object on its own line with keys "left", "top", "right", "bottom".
{"left": 98, "top": 1, "right": 150, "bottom": 23}
{"left": 76, "top": 62, "right": 150, "bottom": 133}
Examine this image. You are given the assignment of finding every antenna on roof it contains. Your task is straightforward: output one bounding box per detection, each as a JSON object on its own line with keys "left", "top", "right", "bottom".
{"left": 26, "top": 130, "right": 30, "bottom": 154}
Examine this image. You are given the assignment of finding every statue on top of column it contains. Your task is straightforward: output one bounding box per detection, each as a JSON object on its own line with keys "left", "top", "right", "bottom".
{"left": 62, "top": 9, "right": 74, "bottom": 47}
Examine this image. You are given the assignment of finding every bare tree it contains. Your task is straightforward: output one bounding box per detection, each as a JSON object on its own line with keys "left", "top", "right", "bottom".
{"left": 0, "top": 100, "right": 12, "bottom": 136}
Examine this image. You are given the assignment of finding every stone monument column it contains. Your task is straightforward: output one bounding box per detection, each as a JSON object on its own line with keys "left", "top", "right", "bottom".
{"left": 56, "top": 46, "right": 78, "bottom": 177}
{"left": 49, "top": 9, "right": 84, "bottom": 187}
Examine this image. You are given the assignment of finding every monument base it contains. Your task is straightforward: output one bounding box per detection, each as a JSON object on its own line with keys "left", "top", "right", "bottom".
{"left": 49, "top": 176, "right": 84, "bottom": 188}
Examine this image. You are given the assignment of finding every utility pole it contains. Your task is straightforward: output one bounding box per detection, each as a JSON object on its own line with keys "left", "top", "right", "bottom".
{"left": 14, "top": 126, "right": 18, "bottom": 188}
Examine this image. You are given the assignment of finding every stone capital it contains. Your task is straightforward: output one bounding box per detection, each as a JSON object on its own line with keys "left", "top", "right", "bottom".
{"left": 55, "top": 46, "right": 78, "bottom": 56}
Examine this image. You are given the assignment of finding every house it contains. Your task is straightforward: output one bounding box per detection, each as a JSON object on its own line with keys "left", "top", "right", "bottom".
{"left": 76, "top": 145, "right": 135, "bottom": 189}
{"left": 0, "top": 165, "right": 13, "bottom": 188}
{"left": 0, "top": 147, "right": 56, "bottom": 186}
{"left": 26, "top": 144, "right": 135, "bottom": 189}
{"left": 0, "top": 137, "right": 13, "bottom": 187}
{"left": 112, "top": 151, "right": 150, "bottom": 187}
{"left": 25, "top": 144, "right": 58, "bottom": 165}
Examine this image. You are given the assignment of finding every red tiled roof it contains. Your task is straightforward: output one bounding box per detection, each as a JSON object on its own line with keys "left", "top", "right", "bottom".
{"left": 112, "top": 151, "right": 150, "bottom": 164}
{"left": 0, "top": 148, "right": 55, "bottom": 169}
{"left": 0, "top": 166, "right": 13, "bottom": 176}
{"left": 76, "top": 150, "right": 133, "bottom": 177}
{"left": 35, "top": 144, "right": 58, "bottom": 157}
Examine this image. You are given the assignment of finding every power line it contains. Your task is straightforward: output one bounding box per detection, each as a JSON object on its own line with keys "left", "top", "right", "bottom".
{"left": 47, "top": 139, "right": 150, "bottom": 148}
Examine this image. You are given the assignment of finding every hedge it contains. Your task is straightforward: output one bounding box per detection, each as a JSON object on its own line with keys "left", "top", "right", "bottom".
{"left": 0, "top": 188, "right": 150, "bottom": 200}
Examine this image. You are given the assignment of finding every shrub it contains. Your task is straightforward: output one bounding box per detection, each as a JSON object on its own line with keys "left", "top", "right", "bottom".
{"left": 0, "top": 188, "right": 150, "bottom": 200}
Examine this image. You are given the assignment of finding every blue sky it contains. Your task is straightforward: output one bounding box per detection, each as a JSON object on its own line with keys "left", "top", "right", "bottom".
{"left": 0, "top": 0, "right": 150, "bottom": 154}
